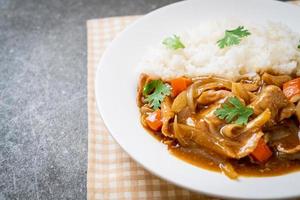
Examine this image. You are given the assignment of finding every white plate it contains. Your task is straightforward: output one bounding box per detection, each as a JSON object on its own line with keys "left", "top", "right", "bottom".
{"left": 95, "top": 0, "right": 300, "bottom": 199}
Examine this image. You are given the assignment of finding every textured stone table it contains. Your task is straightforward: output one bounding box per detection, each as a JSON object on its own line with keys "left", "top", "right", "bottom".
{"left": 0, "top": 0, "right": 289, "bottom": 199}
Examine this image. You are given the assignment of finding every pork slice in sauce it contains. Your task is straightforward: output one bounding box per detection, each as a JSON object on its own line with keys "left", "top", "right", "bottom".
{"left": 174, "top": 102, "right": 266, "bottom": 159}
{"left": 250, "top": 85, "right": 294, "bottom": 125}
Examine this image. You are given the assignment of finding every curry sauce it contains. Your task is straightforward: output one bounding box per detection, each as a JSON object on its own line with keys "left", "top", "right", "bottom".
{"left": 138, "top": 73, "right": 300, "bottom": 178}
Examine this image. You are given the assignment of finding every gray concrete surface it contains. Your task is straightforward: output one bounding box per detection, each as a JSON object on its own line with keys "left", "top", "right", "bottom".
{"left": 0, "top": 0, "right": 181, "bottom": 199}
{"left": 0, "top": 0, "right": 290, "bottom": 199}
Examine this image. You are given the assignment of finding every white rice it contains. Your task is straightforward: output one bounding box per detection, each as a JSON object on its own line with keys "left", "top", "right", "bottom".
{"left": 138, "top": 20, "right": 300, "bottom": 80}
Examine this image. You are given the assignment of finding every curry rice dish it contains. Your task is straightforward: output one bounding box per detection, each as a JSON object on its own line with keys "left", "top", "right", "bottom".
{"left": 136, "top": 21, "right": 300, "bottom": 179}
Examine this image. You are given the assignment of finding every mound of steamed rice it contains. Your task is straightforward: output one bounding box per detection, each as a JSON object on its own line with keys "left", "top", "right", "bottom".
{"left": 138, "top": 20, "right": 300, "bottom": 80}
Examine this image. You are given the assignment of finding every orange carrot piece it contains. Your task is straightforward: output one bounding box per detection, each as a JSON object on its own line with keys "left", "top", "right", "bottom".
{"left": 283, "top": 78, "right": 300, "bottom": 101}
{"left": 146, "top": 109, "right": 163, "bottom": 131}
{"left": 170, "top": 77, "right": 192, "bottom": 97}
{"left": 251, "top": 138, "right": 272, "bottom": 163}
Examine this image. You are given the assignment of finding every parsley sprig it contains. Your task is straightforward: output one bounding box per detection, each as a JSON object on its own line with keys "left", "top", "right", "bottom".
{"left": 163, "top": 35, "right": 185, "bottom": 50}
{"left": 143, "top": 80, "right": 171, "bottom": 109}
{"left": 214, "top": 97, "right": 253, "bottom": 125}
{"left": 217, "top": 26, "right": 251, "bottom": 49}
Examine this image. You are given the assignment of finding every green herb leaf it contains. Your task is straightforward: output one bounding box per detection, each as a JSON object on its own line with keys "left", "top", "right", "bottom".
{"left": 143, "top": 80, "right": 157, "bottom": 96}
{"left": 163, "top": 35, "right": 185, "bottom": 50}
{"left": 217, "top": 26, "right": 251, "bottom": 49}
{"left": 214, "top": 97, "right": 253, "bottom": 125}
{"left": 143, "top": 80, "right": 171, "bottom": 109}
{"left": 298, "top": 40, "right": 300, "bottom": 49}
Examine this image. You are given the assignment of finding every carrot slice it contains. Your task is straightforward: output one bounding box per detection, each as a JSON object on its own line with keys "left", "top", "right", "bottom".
{"left": 146, "top": 109, "right": 163, "bottom": 131}
{"left": 170, "top": 77, "right": 192, "bottom": 97}
{"left": 283, "top": 78, "right": 300, "bottom": 102}
{"left": 251, "top": 138, "right": 272, "bottom": 163}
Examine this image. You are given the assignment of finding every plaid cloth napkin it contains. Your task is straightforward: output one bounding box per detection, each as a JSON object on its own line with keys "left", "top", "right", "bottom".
{"left": 87, "top": 2, "right": 300, "bottom": 199}
{"left": 86, "top": 16, "right": 214, "bottom": 200}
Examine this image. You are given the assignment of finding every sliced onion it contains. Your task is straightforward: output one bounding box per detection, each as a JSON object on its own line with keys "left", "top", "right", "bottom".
{"left": 262, "top": 73, "right": 291, "bottom": 87}
{"left": 186, "top": 84, "right": 196, "bottom": 112}
{"left": 242, "top": 109, "right": 271, "bottom": 133}
{"left": 219, "top": 163, "right": 238, "bottom": 179}
{"left": 161, "top": 97, "right": 175, "bottom": 138}
{"left": 277, "top": 145, "right": 300, "bottom": 154}
{"left": 220, "top": 124, "right": 243, "bottom": 138}
{"left": 195, "top": 82, "right": 232, "bottom": 97}
{"left": 171, "top": 91, "right": 187, "bottom": 113}
{"left": 232, "top": 82, "right": 250, "bottom": 103}
{"left": 186, "top": 77, "right": 232, "bottom": 112}
{"left": 197, "top": 90, "right": 232, "bottom": 105}
{"left": 192, "top": 76, "right": 233, "bottom": 87}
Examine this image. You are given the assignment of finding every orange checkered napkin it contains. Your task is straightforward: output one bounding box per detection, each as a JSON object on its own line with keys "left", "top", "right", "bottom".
{"left": 87, "top": 2, "right": 300, "bottom": 199}
{"left": 87, "top": 16, "right": 214, "bottom": 200}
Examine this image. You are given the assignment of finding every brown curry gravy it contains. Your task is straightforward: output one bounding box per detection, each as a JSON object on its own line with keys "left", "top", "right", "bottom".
{"left": 140, "top": 72, "right": 300, "bottom": 177}
{"left": 146, "top": 128, "right": 300, "bottom": 177}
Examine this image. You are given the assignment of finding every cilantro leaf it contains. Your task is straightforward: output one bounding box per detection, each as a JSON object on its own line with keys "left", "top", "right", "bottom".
{"left": 163, "top": 35, "right": 185, "bottom": 50}
{"left": 143, "top": 80, "right": 171, "bottom": 109}
{"left": 214, "top": 97, "right": 253, "bottom": 125}
{"left": 143, "top": 80, "right": 157, "bottom": 96}
{"left": 217, "top": 26, "right": 251, "bottom": 49}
